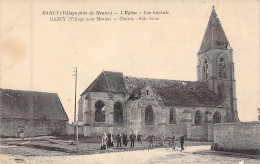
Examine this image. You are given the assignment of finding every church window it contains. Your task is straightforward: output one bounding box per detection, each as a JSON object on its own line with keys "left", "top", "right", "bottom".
{"left": 213, "top": 111, "right": 221, "bottom": 124}
{"left": 218, "top": 57, "right": 227, "bottom": 79}
{"left": 146, "top": 90, "right": 149, "bottom": 95}
{"left": 203, "top": 60, "right": 209, "bottom": 80}
{"left": 145, "top": 106, "right": 153, "bottom": 124}
{"left": 204, "top": 113, "right": 208, "bottom": 123}
{"left": 95, "top": 100, "right": 106, "bottom": 122}
{"left": 194, "top": 110, "right": 202, "bottom": 125}
{"left": 170, "top": 108, "right": 176, "bottom": 124}
{"left": 114, "top": 102, "right": 123, "bottom": 123}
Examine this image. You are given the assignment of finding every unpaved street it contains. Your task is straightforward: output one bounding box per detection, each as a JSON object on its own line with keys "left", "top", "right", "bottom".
{"left": 0, "top": 146, "right": 259, "bottom": 164}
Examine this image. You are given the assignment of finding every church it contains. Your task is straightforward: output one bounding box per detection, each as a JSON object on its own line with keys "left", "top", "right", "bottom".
{"left": 78, "top": 7, "right": 239, "bottom": 141}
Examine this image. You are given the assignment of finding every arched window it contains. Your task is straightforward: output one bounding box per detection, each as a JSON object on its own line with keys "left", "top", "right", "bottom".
{"left": 218, "top": 57, "right": 227, "bottom": 79}
{"left": 213, "top": 111, "right": 221, "bottom": 124}
{"left": 203, "top": 59, "right": 209, "bottom": 80}
{"left": 114, "top": 102, "right": 123, "bottom": 123}
{"left": 95, "top": 100, "right": 106, "bottom": 122}
{"left": 195, "top": 110, "right": 202, "bottom": 125}
{"left": 170, "top": 108, "right": 176, "bottom": 124}
{"left": 145, "top": 106, "right": 153, "bottom": 124}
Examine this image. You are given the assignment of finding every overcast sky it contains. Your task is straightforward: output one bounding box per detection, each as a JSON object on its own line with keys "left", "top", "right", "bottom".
{"left": 1, "top": 0, "right": 259, "bottom": 122}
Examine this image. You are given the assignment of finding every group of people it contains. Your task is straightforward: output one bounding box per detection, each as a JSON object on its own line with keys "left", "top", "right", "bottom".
{"left": 101, "top": 131, "right": 114, "bottom": 150}
{"left": 168, "top": 131, "right": 185, "bottom": 150}
{"left": 101, "top": 131, "right": 185, "bottom": 150}
{"left": 101, "top": 131, "right": 141, "bottom": 150}
{"left": 145, "top": 132, "right": 185, "bottom": 150}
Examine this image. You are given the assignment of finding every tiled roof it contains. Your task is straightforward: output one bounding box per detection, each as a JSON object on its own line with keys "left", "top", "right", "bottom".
{"left": 0, "top": 89, "right": 69, "bottom": 121}
{"left": 103, "top": 71, "right": 127, "bottom": 93}
{"left": 124, "top": 76, "right": 221, "bottom": 107}
{"left": 81, "top": 71, "right": 221, "bottom": 107}
{"left": 82, "top": 72, "right": 110, "bottom": 94}
{"left": 124, "top": 76, "right": 183, "bottom": 94}
{"left": 154, "top": 85, "right": 220, "bottom": 107}
{"left": 198, "top": 7, "right": 230, "bottom": 53}
{"left": 81, "top": 71, "right": 127, "bottom": 95}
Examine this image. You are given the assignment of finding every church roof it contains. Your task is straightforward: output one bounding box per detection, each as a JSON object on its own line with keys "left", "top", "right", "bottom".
{"left": 198, "top": 6, "right": 230, "bottom": 53}
{"left": 81, "top": 71, "right": 221, "bottom": 108}
{"left": 124, "top": 76, "right": 221, "bottom": 107}
{"left": 0, "top": 88, "right": 69, "bottom": 121}
{"left": 81, "top": 71, "right": 127, "bottom": 95}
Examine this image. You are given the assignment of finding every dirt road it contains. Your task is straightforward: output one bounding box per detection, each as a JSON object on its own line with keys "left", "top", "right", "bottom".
{"left": 0, "top": 145, "right": 259, "bottom": 164}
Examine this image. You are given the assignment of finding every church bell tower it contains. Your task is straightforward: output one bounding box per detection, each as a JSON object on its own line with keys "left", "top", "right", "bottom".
{"left": 197, "top": 6, "right": 238, "bottom": 122}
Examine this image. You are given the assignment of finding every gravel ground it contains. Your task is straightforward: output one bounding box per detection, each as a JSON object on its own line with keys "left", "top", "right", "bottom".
{"left": 0, "top": 136, "right": 211, "bottom": 156}
{"left": 0, "top": 145, "right": 259, "bottom": 164}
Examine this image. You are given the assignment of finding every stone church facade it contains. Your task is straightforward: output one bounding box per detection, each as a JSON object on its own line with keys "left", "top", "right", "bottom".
{"left": 78, "top": 7, "right": 239, "bottom": 141}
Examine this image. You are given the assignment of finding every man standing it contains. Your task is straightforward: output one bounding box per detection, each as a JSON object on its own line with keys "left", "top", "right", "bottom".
{"left": 180, "top": 135, "right": 185, "bottom": 150}
{"left": 137, "top": 133, "right": 142, "bottom": 142}
{"left": 129, "top": 132, "right": 136, "bottom": 148}
{"left": 117, "top": 132, "right": 122, "bottom": 147}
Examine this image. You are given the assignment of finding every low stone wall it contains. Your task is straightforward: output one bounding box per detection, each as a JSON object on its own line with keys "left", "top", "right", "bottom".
{"left": 212, "top": 122, "right": 260, "bottom": 154}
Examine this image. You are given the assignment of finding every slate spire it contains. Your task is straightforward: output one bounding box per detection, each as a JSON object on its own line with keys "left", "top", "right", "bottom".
{"left": 198, "top": 6, "right": 230, "bottom": 53}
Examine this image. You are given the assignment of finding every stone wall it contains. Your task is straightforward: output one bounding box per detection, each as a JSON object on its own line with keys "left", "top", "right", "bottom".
{"left": 0, "top": 119, "right": 67, "bottom": 137}
{"left": 212, "top": 122, "right": 260, "bottom": 153}
{"left": 79, "top": 92, "right": 227, "bottom": 140}
{"left": 197, "top": 48, "right": 237, "bottom": 123}
{"left": 191, "top": 125, "right": 207, "bottom": 140}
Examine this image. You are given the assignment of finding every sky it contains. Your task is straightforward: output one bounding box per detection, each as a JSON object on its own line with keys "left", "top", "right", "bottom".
{"left": 1, "top": 0, "right": 259, "bottom": 122}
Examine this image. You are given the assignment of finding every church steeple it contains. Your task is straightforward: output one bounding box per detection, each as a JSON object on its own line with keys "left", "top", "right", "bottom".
{"left": 199, "top": 6, "right": 230, "bottom": 53}
{"left": 197, "top": 7, "right": 238, "bottom": 123}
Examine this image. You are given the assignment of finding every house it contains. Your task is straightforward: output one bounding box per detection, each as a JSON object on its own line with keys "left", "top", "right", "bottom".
{"left": 0, "top": 88, "right": 69, "bottom": 137}
{"left": 78, "top": 7, "right": 239, "bottom": 141}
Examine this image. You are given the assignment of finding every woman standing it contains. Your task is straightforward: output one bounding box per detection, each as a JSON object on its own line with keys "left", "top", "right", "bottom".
{"left": 101, "top": 133, "right": 108, "bottom": 150}
{"left": 123, "top": 133, "right": 128, "bottom": 146}
{"left": 107, "top": 131, "right": 114, "bottom": 147}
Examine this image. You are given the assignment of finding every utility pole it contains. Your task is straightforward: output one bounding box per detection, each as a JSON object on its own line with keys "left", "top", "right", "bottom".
{"left": 73, "top": 67, "right": 77, "bottom": 124}
{"left": 76, "top": 114, "right": 79, "bottom": 154}
{"left": 73, "top": 67, "right": 79, "bottom": 154}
